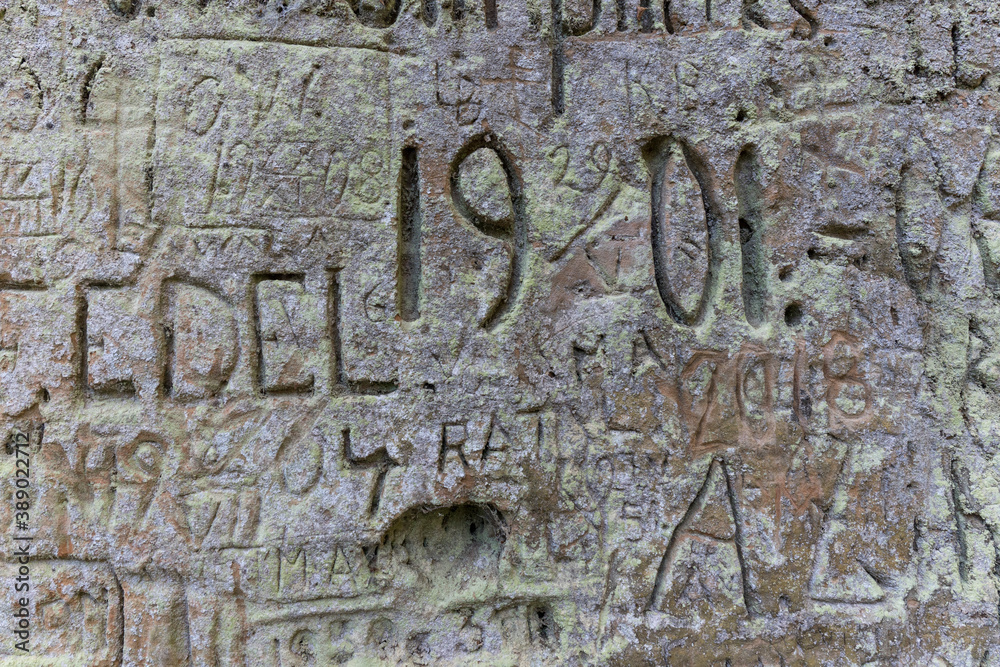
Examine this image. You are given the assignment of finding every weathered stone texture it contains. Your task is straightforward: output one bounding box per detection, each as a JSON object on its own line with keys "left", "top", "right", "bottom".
{"left": 1, "top": 0, "right": 1000, "bottom": 664}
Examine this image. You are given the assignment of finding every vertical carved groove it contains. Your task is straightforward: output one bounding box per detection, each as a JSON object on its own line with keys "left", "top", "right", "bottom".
{"left": 329, "top": 268, "right": 345, "bottom": 387}
{"left": 973, "top": 141, "right": 1000, "bottom": 295}
{"left": 113, "top": 572, "right": 124, "bottom": 667}
{"left": 485, "top": 0, "right": 498, "bottom": 28}
{"left": 663, "top": 0, "right": 674, "bottom": 33}
{"left": 951, "top": 458, "right": 970, "bottom": 583}
{"left": 422, "top": 0, "right": 438, "bottom": 25}
{"left": 951, "top": 23, "right": 960, "bottom": 78}
{"left": 551, "top": 0, "right": 566, "bottom": 115}
{"left": 639, "top": 0, "right": 654, "bottom": 32}
{"left": 452, "top": 0, "right": 465, "bottom": 21}
{"left": 895, "top": 168, "right": 917, "bottom": 294}
{"left": 80, "top": 56, "right": 104, "bottom": 123}
{"left": 77, "top": 287, "right": 89, "bottom": 395}
{"left": 108, "top": 82, "right": 122, "bottom": 250}
{"left": 735, "top": 145, "right": 768, "bottom": 327}
{"left": 398, "top": 146, "right": 421, "bottom": 322}
{"left": 161, "top": 317, "right": 174, "bottom": 397}
{"left": 722, "top": 457, "right": 758, "bottom": 618}
{"left": 252, "top": 277, "right": 264, "bottom": 392}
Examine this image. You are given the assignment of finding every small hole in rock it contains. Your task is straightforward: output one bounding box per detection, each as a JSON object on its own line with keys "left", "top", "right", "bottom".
{"left": 799, "top": 393, "right": 812, "bottom": 418}
{"left": 807, "top": 248, "right": 820, "bottom": 260}
{"left": 536, "top": 608, "right": 549, "bottom": 640}
{"left": 785, "top": 303, "right": 803, "bottom": 327}
{"left": 779, "top": 266, "right": 793, "bottom": 281}
{"left": 527, "top": 603, "right": 556, "bottom": 645}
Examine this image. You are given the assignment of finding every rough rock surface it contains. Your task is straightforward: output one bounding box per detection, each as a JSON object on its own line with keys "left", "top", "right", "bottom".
{"left": 1, "top": 0, "right": 1000, "bottom": 664}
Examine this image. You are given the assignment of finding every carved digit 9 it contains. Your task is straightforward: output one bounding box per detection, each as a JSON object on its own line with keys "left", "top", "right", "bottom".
{"left": 450, "top": 134, "right": 528, "bottom": 331}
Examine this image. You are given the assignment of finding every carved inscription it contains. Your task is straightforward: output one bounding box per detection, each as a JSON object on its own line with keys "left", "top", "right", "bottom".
{"left": 646, "top": 136, "right": 718, "bottom": 326}
{"left": 450, "top": 135, "right": 528, "bottom": 330}
{"left": 255, "top": 275, "right": 323, "bottom": 394}
{"left": 2, "top": 2, "right": 996, "bottom": 664}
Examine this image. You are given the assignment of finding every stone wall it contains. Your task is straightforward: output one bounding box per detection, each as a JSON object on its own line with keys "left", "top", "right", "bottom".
{"left": 1, "top": 0, "right": 1000, "bottom": 664}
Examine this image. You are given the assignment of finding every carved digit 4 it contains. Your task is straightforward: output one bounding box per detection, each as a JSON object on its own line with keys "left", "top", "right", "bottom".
{"left": 339, "top": 427, "right": 399, "bottom": 516}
